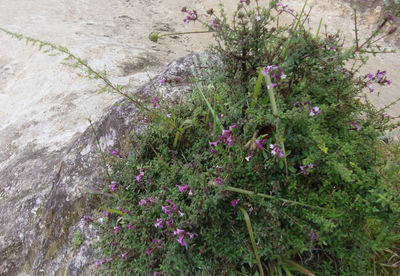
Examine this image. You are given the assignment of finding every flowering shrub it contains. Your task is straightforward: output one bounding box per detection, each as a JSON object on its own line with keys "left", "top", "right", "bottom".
{"left": 93, "top": 1, "right": 400, "bottom": 275}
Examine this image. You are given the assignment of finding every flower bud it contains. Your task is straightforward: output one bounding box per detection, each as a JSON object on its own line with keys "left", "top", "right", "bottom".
{"left": 149, "top": 32, "right": 159, "bottom": 43}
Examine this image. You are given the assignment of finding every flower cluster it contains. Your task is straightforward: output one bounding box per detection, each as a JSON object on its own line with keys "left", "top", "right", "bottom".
{"left": 262, "top": 65, "right": 286, "bottom": 89}
{"left": 136, "top": 168, "right": 145, "bottom": 183}
{"left": 309, "top": 106, "right": 321, "bottom": 117}
{"left": 364, "top": 70, "right": 391, "bottom": 93}
{"left": 138, "top": 197, "right": 155, "bottom": 206}
{"left": 177, "top": 183, "right": 193, "bottom": 196}
{"left": 299, "top": 163, "right": 314, "bottom": 175}
{"left": 109, "top": 181, "right": 118, "bottom": 192}
{"left": 151, "top": 97, "right": 160, "bottom": 109}
{"left": 276, "top": 2, "right": 294, "bottom": 14}
{"left": 270, "top": 144, "right": 284, "bottom": 158}
{"left": 351, "top": 121, "right": 362, "bottom": 131}
{"left": 182, "top": 9, "right": 197, "bottom": 24}
{"left": 173, "top": 228, "right": 194, "bottom": 247}
{"left": 162, "top": 199, "right": 184, "bottom": 216}
{"left": 96, "top": 257, "right": 112, "bottom": 267}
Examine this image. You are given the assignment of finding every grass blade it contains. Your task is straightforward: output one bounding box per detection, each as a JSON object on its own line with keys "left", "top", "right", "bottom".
{"left": 239, "top": 207, "right": 264, "bottom": 276}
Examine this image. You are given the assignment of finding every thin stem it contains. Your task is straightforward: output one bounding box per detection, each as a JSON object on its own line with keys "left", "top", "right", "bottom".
{"left": 159, "top": 30, "right": 213, "bottom": 38}
{"left": 354, "top": 7, "right": 359, "bottom": 50}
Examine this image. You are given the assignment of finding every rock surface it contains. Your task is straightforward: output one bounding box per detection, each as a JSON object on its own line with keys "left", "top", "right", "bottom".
{"left": 0, "top": 0, "right": 399, "bottom": 275}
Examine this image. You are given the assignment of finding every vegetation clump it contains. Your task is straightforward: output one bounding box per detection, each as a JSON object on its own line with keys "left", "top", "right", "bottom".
{"left": 92, "top": 1, "right": 400, "bottom": 275}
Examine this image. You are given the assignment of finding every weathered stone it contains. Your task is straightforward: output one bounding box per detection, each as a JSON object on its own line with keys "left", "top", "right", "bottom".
{"left": 0, "top": 51, "right": 219, "bottom": 276}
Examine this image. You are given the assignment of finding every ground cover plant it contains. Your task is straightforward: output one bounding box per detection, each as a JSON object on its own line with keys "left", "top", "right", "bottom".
{"left": 91, "top": 1, "right": 400, "bottom": 275}
{"left": 1, "top": 0, "right": 400, "bottom": 275}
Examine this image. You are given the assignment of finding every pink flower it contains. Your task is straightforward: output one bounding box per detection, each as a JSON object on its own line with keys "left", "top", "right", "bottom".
{"left": 231, "top": 199, "right": 240, "bottom": 206}
{"left": 184, "top": 10, "right": 197, "bottom": 23}
{"left": 113, "top": 226, "right": 121, "bottom": 234}
{"left": 213, "top": 177, "right": 223, "bottom": 188}
{"left": 121, "top": 252, "right": 128, "bottom": 260}
{"left": 154, "top": 218, "right": 164, "bottom": 229}
{"left": 309, "top": 107, "right": 321, "bottom": 116}
{"left": 109, "top": 181, "right": 118, "bottom": 192}
{"left": 139, "top": 199, "right": 147, "bottom": 206}
{"left": 136, "top": 169, "right": 145, "bottom": 183}
{"left": 255, "top": 139, "right": 267, "bottom": 150}
{"left": 151, "top": 97, "right": 160, "bottom": 109}
{"left": 209, "top": 141, "right": 219, "bottom": 147}
{"left": 270, "top": 144, "right": 284, "bottom": 158}
{"left": 351, "top": 121, "right": 362, "bottom": 131}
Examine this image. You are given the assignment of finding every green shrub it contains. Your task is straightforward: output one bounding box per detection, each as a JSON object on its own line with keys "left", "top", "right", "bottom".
{"left": 91, "top": 1, "right": 400, "bottom": 275}
{"left": 3, "top": 0, "right": 397, "bottom": 274}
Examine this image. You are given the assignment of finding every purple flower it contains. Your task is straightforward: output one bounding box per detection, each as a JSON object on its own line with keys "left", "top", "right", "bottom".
{"left": 111, "top": 148, "right": 121, "bottom": 157}
{"left": 270, "top": 144, "right": 284, "bottom": 158}
{"left": 139, "top": 199, "right": 147, "bottom": 206}
{"left": 146, "top": 248, "right": 154, "bottom": 255}
{"left": 309, "top": 106, "right": 321, "bottom": 116}
{"left": 151, "top": 97, "right": 160, "bottom": 109}
{"left": 367, "top": 83, "right": 374, "bottom": 93}
{"left": 127, "top": 224, "right": 136, "bottom": 229}
{"left": 213, "top": 177, "right": 223, "bottom": 188}
{"left": 154, "top": 218, "right": 164, "bottom": 229}
{"left": 255, "top": 139, "right": 267, "bottom": 150}
{"left": 267, "top": 83, "right": 278, "bottom": 89}
{"left": 173, "top": 228, "right": 194, "bottom": 247}
{"left": 184, "top": 10, "right": 197, "bottom": 23}
{"left": 162, "top": 201, "right": 178, "bottom": 215}
{"left": 187, "top": 163, "right": 194, "bottom": 168}
{"left": 82, "top": 215, "right": 90, "bottom": 224}
{"left": 96, "top": 260, "right": 102, "bottom": 267}
{"left": 121, "top": 252, "right": 128, "bottom": 260}
{"left": 166, "top": 218, "right": 174, "bottom": 226}
{"left": 177, "top": 235, "right": 187, "bottom": 246}
{"left": 153, "top": 272, "right": 161, "bottom": 276}
{"left": 109, "top": 181, "right": 118, "bottom": 192}
{"left": 231, "top": 199, "right": 240, "bottom": 206}
{"left": 300, "top": 163, "right": 314, "bottom": 175}
{"left": 113, "top": 226, "right": 121, "bottom": 234}
{"left": 177, "top": 183, "right": 193, "bottom": 195}
{"left": 159, "top": 78, "right": 166, "bottom": 84}
{"left": 245, "top": 154, "right": 253, "bottom": 161}
{"left": 276, "top": 2, "right": 294, "bottom": 14}
{"left": 209, "top": 141, "right": 219, "bottom": 147}
{"left": 351, "top": 121, "right": 362, "bottom": 131}
{"left": 178, "top": 210, "right": 185, "bottom": 217}
{"left": 210, "top": 19, "right": 221, "bottom": 30}
{"left": 174, "top": 228, "right": 185, "bottom": 236}
{"left": 103, "top": 210, "right": 110, "bottom": 217}
{"left": 136, "top": 169, "right": 145, "bottom": 183}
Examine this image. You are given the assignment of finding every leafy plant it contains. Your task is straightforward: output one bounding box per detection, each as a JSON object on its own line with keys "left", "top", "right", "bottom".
{"left": 2, "top": 0, "right": 399, "bottom": 275}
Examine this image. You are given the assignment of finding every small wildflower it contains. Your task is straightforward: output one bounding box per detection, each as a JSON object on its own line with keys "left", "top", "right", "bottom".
{"left": 136, "top": 169, "right": 145, "bottom": 183}
{"left": 255, "top": 15, "right": 261, "bottom": 21}
{"left": 96, "top": 260, "right": 102, "bottom": 267}
{"left": 177, "top": 183, "right": 193, "bottom": 195}
{"left": 351, "top": 121, "right": 362, "bottom": 131}
{"left": 178, "top": 211, "right": 185, "bottom": 217}
{"left": 103, "top": 210, "right": 109, "bottom": 217}
{"left": 309, "top": 106, "right": 321, "bottom": 116}
{"left": 300, "top": 163, "right": 314, "bottom": 175}
{"left": 187, "top": 163, "right": 194, "bottom": 168}
{"left": 213, "top": 177, "right": 223, "bottom": 188}
{"left": 138, "top": 199, "right": 147, "bottom": 206}
{"left": 159, "top": 78, "right": 166, "bottom": 84}
{"left": 231, "top": 199, "right": 240, "bottom": 206}
{"left": 166, "top": 219, "right": 174, "bottom": 226}
{"left": 109, "top": 181, "right": 118, "bottom": 192}
{"left": 270, "top": 144, "right": 284, "bottom": 158}
{"left": 121, "top": 252, "right": 128, "bottom": 260}
{"left": 82, "top": 215, "right": 90, "bottom": 224}
{"left": 255, "top": 139, "right": 267, "bottom": 150}
{"left": 267, "top": 83, "right": 277, "bottom": 89}
{"left": 111, "top": 148, "right": 120, "bottom": 157}
{"left": 146, "top": 248, "right": 154, "bottom": 255}
{"left": 184, "top": 9, "right": 197, "bottom": 23}
{"left": 154, "top": 218, "right": 164, "bottom": 229}
{"left": 127, "top": 224, "right": 136, "bottom": 229}
{"left": 151, "top": 97, "right": 160, "bottom": 109}
{"left": 209, "top": 141, "right": 219, "bottom": 147}
{"left": 245, "top": 154, "right": 253, "bottom": 161}
{"left": 113, "top": 226, "right": 121, "bottom": 234}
